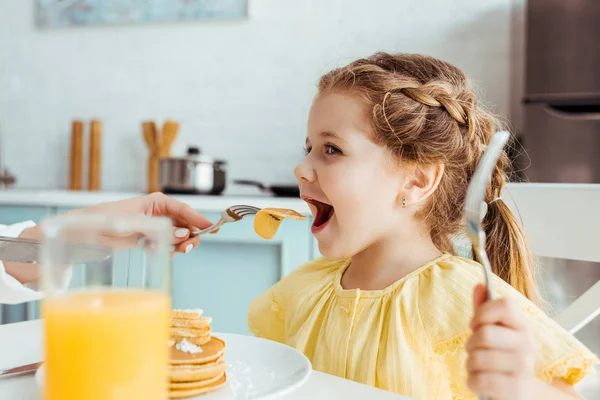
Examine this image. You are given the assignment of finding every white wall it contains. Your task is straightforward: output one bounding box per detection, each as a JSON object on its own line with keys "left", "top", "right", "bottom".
{"left": 0, "top": 0, "right": 514, "bottom": 193}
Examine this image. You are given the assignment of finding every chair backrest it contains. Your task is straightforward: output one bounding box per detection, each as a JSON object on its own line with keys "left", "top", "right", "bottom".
{"left": 504, "top": 183, "right": 600, "bottom": 334}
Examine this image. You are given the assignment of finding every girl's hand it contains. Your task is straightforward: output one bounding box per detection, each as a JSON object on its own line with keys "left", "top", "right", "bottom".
{"left": 466, "top": 283, "right": 536, "bottom": 400}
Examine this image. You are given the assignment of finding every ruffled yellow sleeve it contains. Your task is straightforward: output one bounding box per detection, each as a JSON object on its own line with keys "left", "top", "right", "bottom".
{"left": 247, "top": 283, "right": 287, "bottom": 342}
{"left": 247, "top": 257, "right": 344, "bottom": 343}
{"left": 419, "top": 256, "right": 599, "bottom": 399}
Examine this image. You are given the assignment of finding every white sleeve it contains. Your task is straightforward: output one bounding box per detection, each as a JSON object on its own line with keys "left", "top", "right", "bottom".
{"left": 0, "top": 221, "right": 45, "bottom": 305}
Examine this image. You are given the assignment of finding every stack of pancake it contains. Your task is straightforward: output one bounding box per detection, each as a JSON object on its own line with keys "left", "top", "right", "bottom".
{"left": 168, "top": 309, "right": 227, "bottom": 399}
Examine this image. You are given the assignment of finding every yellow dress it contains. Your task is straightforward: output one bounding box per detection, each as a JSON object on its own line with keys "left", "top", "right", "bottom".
{"left": 247, "top": 254, "right": 599, "bottom": 399}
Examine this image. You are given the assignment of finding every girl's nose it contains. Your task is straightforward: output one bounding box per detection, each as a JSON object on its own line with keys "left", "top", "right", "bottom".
{"left": 294, "top": 156, "right": 316, "bottom": 184}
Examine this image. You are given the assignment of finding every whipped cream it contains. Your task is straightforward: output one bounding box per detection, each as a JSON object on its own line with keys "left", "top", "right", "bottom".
{"left": 175, "top": 338, "right": 203, "bottom": 354}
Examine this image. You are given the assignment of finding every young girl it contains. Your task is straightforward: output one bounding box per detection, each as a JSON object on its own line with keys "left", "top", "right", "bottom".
{"left": 248, "top": 53, "right": 598, "bottom": 399}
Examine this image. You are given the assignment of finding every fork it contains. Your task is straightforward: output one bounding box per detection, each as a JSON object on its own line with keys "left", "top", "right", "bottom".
{"left": 190, "top": 205, "right": 261, "bottom": 237}
{"left": 464, "top": 130, "right": 510, "bottom": 400}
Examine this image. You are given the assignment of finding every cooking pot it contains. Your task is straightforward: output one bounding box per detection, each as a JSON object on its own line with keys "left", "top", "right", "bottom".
{"left": 159, "top": 147, "right": 226, "bottom": 195}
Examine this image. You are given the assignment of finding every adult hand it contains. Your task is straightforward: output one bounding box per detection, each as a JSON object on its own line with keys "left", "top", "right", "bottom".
{"left": 8, "top": 193, "right": 213, "bottom": 285}
{"left": 66, "top": 192, "right": 214, "bottom": 253}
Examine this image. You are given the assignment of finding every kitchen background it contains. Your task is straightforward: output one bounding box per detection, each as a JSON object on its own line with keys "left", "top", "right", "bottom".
{"left": 1, "top": 0, "right": 599, "bottom": 397}
{"left": 0, "top": 0, "right": 519, "bottom": 192}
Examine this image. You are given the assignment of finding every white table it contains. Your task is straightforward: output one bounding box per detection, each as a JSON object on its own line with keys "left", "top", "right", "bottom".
{"left": 0, "top": 320, "right": 410, "bottom": 400}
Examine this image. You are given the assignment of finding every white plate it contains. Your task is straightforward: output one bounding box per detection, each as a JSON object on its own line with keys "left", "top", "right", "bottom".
{"left": 36, "top": 332, "right": 312, "bottom": 400}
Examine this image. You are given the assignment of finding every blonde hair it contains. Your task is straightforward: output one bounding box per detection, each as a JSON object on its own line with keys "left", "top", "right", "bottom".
{"left": 319, "top": 52, "right": 543, "bottom": 305}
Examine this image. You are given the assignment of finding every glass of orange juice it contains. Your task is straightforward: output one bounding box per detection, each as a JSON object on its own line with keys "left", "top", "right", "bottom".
{"left": 40, "top": 214, "right": 172, "bottom": 400}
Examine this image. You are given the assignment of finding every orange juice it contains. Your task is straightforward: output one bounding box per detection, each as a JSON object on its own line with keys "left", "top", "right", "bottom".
{"left": 43, "top": 289, "right": 170, "bottom": 400}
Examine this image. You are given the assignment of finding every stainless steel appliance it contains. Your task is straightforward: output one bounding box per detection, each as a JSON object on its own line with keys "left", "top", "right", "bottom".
{"left": 519, "top": 1, "right": 599, "bottom": 396}
{"left": 159, "top": 147, "right": 227, "bottom": 195}
{"left": 520, "top": 0, "right": 600, "bottom": 183}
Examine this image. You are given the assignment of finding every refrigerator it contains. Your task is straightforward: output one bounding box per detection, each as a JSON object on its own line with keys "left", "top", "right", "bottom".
{"left": 517, "top": 0, "right": 600, "bottom": 396}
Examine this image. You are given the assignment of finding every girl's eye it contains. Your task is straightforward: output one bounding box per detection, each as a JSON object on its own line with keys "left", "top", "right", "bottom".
{"left": 325, "top": 145, "right": 341, "bottom": 155}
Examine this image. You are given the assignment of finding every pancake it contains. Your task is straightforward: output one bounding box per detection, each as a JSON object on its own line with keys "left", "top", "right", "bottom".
{"left": 169, "top": 373, "right": 227, "bottom": 398}
{"left": 170, "top": 326, "right": 211, "bottom": 338}
{"left": 170, "top": 317, "right": 212, "bottom": 329}
{"left": 169, "top": 368, "right": 227, "bottom": 389}
{"left": 254, "top": 208, "right": 306, "bottom": 239}
{"left": 169, "top": 358, "right": 226, "bottom": 383}
{"left": 170, "top": 336, "right": 225, "bottom": 365}
{"left": 171, "top": 334, "right": 211, "bottom": 347}
{"left": 261, "top": 208, "right": 305, "bottom": 220}
{"left": 171, "top": 309, "right": 204, "bottom": 319}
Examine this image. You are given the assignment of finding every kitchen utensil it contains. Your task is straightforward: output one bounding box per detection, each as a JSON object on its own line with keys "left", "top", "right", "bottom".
{"left": 0, "top": 236, "right": 113, "bottom": 264}
{"left": 464, "top": 130, "right": 510, "bottom": 400}
{"left": 159, "top": 146, "right": 227, "bottom": 195}
{"left": 143, "top": 121, "right": 160, "bottom": 193}
{"left": 465, "top": 130, "right": 510, "bottom": 300}
{"left": 158, "top": 120, "right": 179, "bottom": 157}
{"left": 234, "top": 179, "right": 300, "bottom": 197}
{"left": 88, "top": 120, "right": 102, "bottom": 191}
{"left": 0, "top": 123, "right": 16, "bottom": 189}
{"left": 69, "top": 120, "right": 84, "bottom": 191}
{"left": 190, "top": 205, "right": 260, "bottom": 236}
{"left": 0, "top": 362, "right": 42, "bottom": 379}
{"left": 0, "top": 167, "right": 16, "bottom": 189}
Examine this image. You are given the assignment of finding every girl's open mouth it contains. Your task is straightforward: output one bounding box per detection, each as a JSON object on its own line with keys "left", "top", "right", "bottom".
{"left": 305, "top": 198, "right": 335, "bottom": 233}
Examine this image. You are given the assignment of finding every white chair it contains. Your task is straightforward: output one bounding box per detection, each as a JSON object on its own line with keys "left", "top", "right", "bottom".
{"left": 504, "top": 183, "right": 600, "bottom": 334}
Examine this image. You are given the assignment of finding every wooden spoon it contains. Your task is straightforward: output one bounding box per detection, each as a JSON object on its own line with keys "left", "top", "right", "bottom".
{"left": 159, "top": 120, "right": 179, "bottom": 158}
{"left": 88, "top": 120, "right": 102, "bottom": 191}
{"left": 142, "top": 121, "right": 160, "bottom": 193}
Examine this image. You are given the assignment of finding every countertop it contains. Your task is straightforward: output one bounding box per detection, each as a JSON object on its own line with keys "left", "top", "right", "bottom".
{"left": 0, "top": 189, "right": 312, "bottom": 215}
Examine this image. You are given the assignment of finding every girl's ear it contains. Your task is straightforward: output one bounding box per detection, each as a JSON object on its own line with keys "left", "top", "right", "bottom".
{"left": 401, "top": 164, "right": 444, "bottom": 207}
